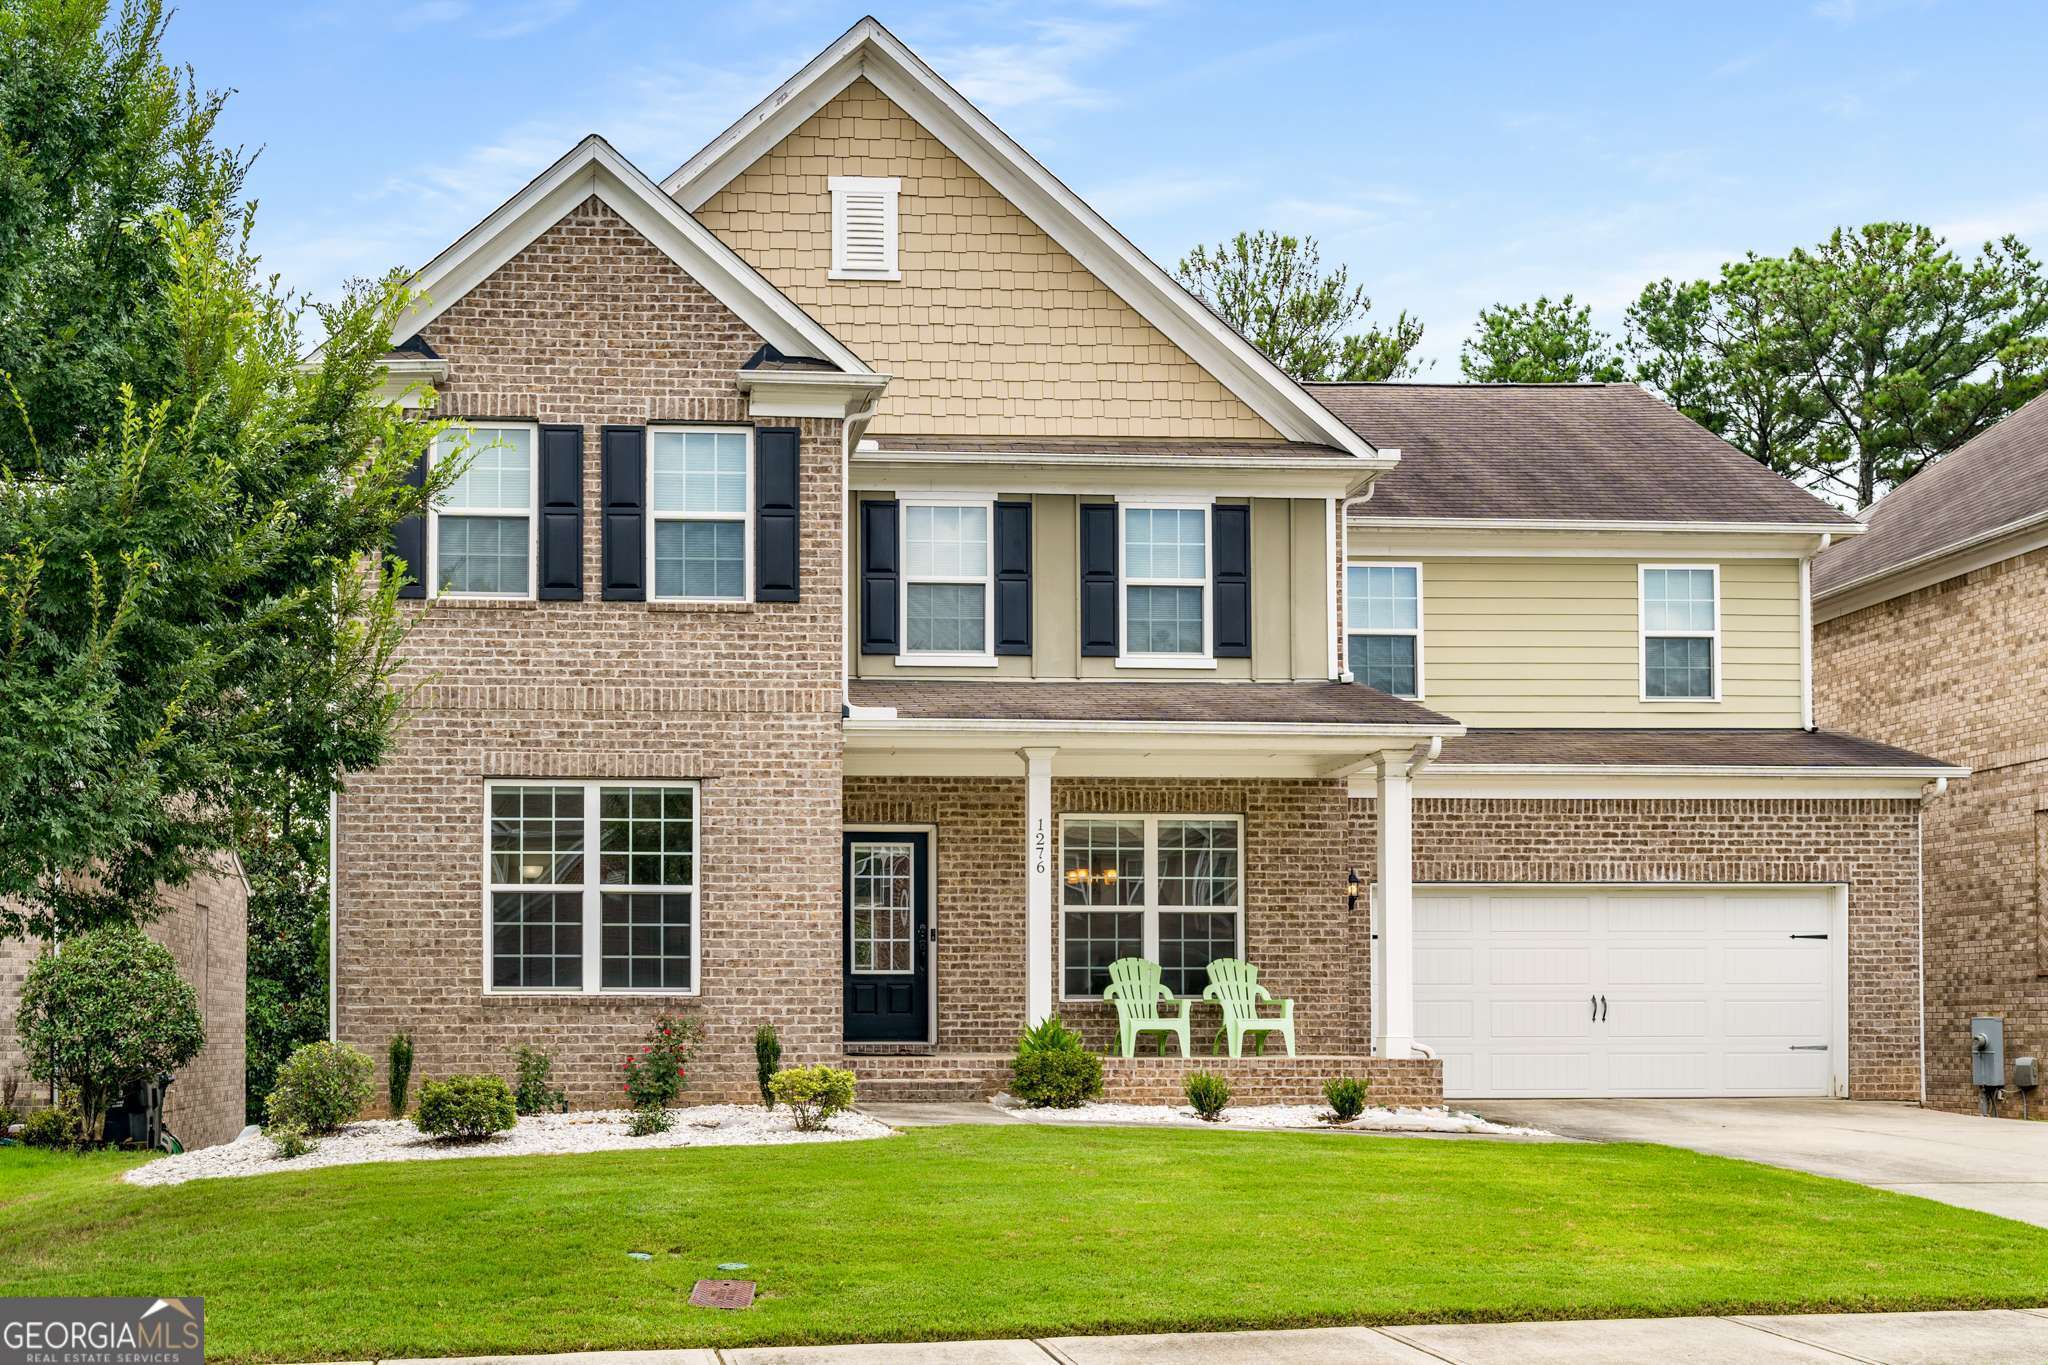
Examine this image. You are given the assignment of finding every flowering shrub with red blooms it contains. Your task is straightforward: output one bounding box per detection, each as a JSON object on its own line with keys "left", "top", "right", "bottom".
{"left": 621, "top": 1013, "right": 702, "bottom": 1110}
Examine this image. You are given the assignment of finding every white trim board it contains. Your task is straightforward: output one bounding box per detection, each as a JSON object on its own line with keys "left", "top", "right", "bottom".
{"left": 661, "top": 17, "right": 1376, "bottom": 458}
{"left": 383, "top": 135, "right": 874, "bottom": 378}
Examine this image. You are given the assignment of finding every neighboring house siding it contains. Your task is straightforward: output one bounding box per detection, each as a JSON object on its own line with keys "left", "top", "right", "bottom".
{"left": 1370, "top": 556, "right": 1803, "bottom": 727}
{"left": 692, "top": 78, "right": 1280, "bottom": 441}
{"left": 335, "top": 197, "right": 847, "bottom": 1106}
{"left": 849, "top": 494, "right": 1331, "bottom": 681}
{"left": 1815, "top": 546, "right": 2048, "bottom": 1113}
{"left": 0, "top": 869, "right": 247, "bottom": 1150}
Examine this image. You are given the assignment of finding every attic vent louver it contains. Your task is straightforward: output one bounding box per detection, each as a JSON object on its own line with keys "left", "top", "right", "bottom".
{"left": 828, "top": 175, "right": 900, "bottom": 280}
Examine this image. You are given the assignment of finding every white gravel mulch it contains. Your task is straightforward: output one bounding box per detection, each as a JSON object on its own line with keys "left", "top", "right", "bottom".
{"left": 123, "top": 1104, "right": 893, "bottom": 1186}
{"left": 992, "top": 1095, "right": 1551, "bottom": 1137}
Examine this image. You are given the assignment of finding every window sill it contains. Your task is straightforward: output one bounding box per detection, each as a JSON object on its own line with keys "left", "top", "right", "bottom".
{"left": 1113, "top": 656, "right": 1218, "bottom": 670}
{"left": 894, "top": 654, "right": 999, "bottom": 668}
{"left": 828, "top": 270, "right": 901, "bottom": 282}
{"left": 482, "top": 989, "right": 701, "bottom": 1000}
{"left": 648, "top": 599, "right": 757, "bottom": 614}
{"left": 431, "top": 596, "right": 538, "bottom": 610}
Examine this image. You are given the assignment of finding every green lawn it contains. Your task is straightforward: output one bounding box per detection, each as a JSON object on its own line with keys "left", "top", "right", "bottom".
{"left": 5, "top": 1126, "right": 2048, "bottom": 1362}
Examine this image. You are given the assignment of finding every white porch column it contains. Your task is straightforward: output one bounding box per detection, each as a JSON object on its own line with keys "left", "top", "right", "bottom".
{"left": 1373, "top": 749, "right": 1417, "bottom": 1058}
{"left": 1021, "top": 746, "right": 1058, "bottom": 1027}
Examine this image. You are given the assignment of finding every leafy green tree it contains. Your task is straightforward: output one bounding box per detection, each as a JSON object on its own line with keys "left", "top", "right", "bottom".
{"left": 16, "top": 922, "right": 204, "bottom": 1143}
{"left": 0, "top": 2, "right": 454, "bottom": 943}
{"left": 242, "top": 799, "right": 331, "bottom": 1122}
{"left": 1176, "top": 230, "right": 1426, "bottom": 381}
{"left": 1460, "top": 294, "right": 1628, "bottom": 383}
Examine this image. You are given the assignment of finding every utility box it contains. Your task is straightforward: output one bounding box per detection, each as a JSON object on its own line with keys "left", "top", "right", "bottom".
{"left": 2016, "top": 1056, "right": 2040, "bottom": 1090}
{"left": 1972, "top": 1016, "right": 2006, "bottom": 1088}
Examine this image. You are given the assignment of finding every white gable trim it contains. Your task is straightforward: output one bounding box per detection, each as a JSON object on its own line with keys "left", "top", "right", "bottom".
{"left": 663, "top": 18, "right": 1375, "bottom": 458}
{"left": 393, "top": 135, "right": 872, "bottom": 377}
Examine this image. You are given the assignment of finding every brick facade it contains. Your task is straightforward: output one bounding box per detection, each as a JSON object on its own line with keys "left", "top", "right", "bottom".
{"left": 333, "top": 196, "right": 848, "bottom": 1107}
{"left": 1816, "top": 546, "right": 2048, "bottom": 1111}
{"left": 0, "top": 867, "right": 247, "bottom": 1150}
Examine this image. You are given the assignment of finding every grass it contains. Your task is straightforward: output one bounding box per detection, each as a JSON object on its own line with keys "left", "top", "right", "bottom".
{"left": 6, "top": 1125, "right": 2048, "bottom": 1362}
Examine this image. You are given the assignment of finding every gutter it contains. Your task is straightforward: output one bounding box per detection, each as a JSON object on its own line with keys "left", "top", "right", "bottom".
{"left": 843, "top": 717, "right": 1464, "bottom": 740}
{"left": 1431, "top": 762, "right": 1970, "bottom": 780}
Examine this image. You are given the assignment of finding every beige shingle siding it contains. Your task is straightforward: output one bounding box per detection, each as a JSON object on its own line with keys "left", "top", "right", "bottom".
{"left": 693, "top": 79, "right": 1282, "bottom": 440}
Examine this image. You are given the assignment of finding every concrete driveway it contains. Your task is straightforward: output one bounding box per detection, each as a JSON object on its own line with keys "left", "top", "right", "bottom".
{"left": 1470, "top": 1098, "right": 2048, "bottom": 1226}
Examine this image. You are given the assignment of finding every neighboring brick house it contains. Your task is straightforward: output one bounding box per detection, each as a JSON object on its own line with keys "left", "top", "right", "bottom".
{"left": 333, "top": 17, "right": 1956, "bottom": 1110}
{"left": 1814, "top": 393, "right": 2048, "bottom": 1112}
{"left": 1, "top": 867, "right": 248, "bottom": 1150}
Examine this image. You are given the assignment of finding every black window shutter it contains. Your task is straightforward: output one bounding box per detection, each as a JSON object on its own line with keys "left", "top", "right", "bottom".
{"left": 536, "top": 425, "right": 584, "bottom": 601}
{"left": 993, "top": 500, "right": 1032, "bottom": 656}
{"left": 600, "top": 425, "right": 646, "bottom": 601}
{"left": 860, "top": 499, "right": 899, "bottom": 655}
{"left": 754, "top": 426, "right": 800, "bottom": 602}
{"left": 1079, "top": 501, "right": 1119, "bottom": 657}
{"left": 1212, "top": 503, "right": 1251, "bottom": 658}
{"left": 391, "top": 452, "right": 427, "bottom": 599}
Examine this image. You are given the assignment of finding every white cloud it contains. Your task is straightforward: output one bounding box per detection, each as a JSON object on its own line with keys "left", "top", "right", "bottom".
{"left": 928, "top": 18, "right": 1132, "bottom": 112}
{"left": 389, "top": 0, "right": 578, "bottom": 38}
{"left": 1935, "top": 194, "right": 2048, "bottom": 247}
{"left": 1083, "top": 171, "right": 1242, "bottom": 220}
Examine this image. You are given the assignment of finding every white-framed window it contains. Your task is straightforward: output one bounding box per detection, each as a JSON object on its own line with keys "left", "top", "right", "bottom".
{"left": 430, "top": 424, "right": 537, "bottom": 599}
{"left": 1059, "top": 814, "right": 1243, "bottom": 1000}
{"left": 649, "top": 427, "right": 752, "bottom": 602}
{"left": 898, "top": 495, "right": 995, "bottom": 665}
{"left": 1119, "top": 500, "right": 1212, "bottom": 664}
{"left": 828, "top": 175, "right": 901, "bottom": 280}
{"left": 1345, "top": 562, "right": 1423, "bottom": 698}
{"left": 483, "top": 780, "right": 700, "bottom": 995}
{"left": 1639, "top": 564, "right": 1721, "bottom": 701}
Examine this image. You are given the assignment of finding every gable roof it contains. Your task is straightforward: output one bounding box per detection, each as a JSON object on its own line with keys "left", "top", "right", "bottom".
{"left": 391, "top": 135, "right": 873, "bottom": 378}
{"left": 662, "top": 16, "right": 1375, "bottom": 459}
{"left": 1813, "top": 392, "right": 2048, "bottom": 602}
{"left": 1310, "top": 382, "right": 1860, "bottom": 530}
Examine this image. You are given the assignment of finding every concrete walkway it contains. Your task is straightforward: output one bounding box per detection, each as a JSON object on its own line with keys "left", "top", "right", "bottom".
{"left": 367, "top": 1309, "right": 2048, "bottom": 1364}
{"left": 1469, "top": 1098, "right": 2048, "bottom": 1226}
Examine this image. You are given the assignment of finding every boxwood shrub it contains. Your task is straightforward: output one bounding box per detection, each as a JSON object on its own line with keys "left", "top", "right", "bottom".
{"left": 413, "top": 1076, "right": 517, "bottom": 1141}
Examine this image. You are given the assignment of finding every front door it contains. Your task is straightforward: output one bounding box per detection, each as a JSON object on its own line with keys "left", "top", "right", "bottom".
{"left": 843, "top": 831, "right": 931, "bottom": 1043}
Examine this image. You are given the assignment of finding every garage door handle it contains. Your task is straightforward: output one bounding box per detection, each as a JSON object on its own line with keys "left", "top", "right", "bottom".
{"left": 1789, "top": 1044, "right": 1828, "bottom": 1051}
{"left": 1590, "top": 995, "right": 1597, "bottom": 1020}
{"left": 1790, "top": 933, "right": 1828, "bottom": 940}
{"left": 1600, "top": 994, "right": 1608, "bottom": 1022}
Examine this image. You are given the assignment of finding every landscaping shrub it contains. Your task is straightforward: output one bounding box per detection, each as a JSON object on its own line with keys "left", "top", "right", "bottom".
{"left": 21, "top": 1104, "right": 84, "bottom": 1150}
{"left": 15, "top": 924, "right": 204, "bottom": 1143}
{"left": 1322, "top": 1076, "right": 1371, "bottom": 1122}
{"left": 626, "top": 1105, "right": 672, "bottom": 1137}
{"left": 620, "top": 1013, "right": 701, "bottom": 1110}
{"left": 1010, "top": 1017, "right": 1102, "bottom": 1109}
{"left": 0, "top": 1105, "right": 18, "bottom": 1137}
{"left": 513, "top": 1046, "right": 567, "bottom": 1116}
{"left": 754, "top": 1024, "right": 782, "bottom": 1108}
{"left": 413, "top": 1076, "right": 517, "bottom": 1141}
{"left": 387, "top": 1033, "right": 414, "bottom": 1117}
{"left": 1184, "top": 1071, "right": 1230, "bottom": 1121}
{"left": 265, "top": 1041, "right": 375, "bottom": 1135}
{"left": 265, "top": 1122, "right": 316, "bottom": 1159}
{"left": 769, "top": 1065, "right": 857, "bottom": 1132}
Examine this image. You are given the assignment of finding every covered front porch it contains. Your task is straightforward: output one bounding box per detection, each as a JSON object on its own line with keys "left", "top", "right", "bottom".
{"left": 840, "top": 680, "right": 1462, "bottom": 1103}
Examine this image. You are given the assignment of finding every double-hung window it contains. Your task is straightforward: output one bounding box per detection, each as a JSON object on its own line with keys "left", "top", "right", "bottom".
{"left": 486, "top": 781, "right": 699, "bottom": 994}
{"left": 1345, "top": 563, "right": 1422, "bottom": 697}
{"left": 1120, "top": 503, "right": 1211, "bottom": 662}
{"left": 432, "top": 425, "right": 536, "bottom": 598}
{"left": 651, "top": 428, "right": 751, "bottom": 601}
{"left": 1060, "top": 815, "right": 1243, "bottom": 999}
{"left": 1640, "top": 565, "right": 1720, "bottom": 701}
{"left": 900, "top": 497, "right": 993, "bottom": 663}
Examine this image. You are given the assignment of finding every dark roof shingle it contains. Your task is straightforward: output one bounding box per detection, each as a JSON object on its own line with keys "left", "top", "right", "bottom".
{"left": 1438, "top": 728, "right": 1959, "bottom": 770}
{"left": 1308, "top": 382, "right": 1857, "bottom": 527}
{"left": 848, "top": 680, "right": 1454, "bottom": 728}
{"left": 1813, "top": 393, "right": 2048, "bottom": 598}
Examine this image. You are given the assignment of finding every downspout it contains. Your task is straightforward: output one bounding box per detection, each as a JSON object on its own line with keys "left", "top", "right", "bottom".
{"left": 327, "top": 789, "right": 339, "bottom": 1043}
{"left": 841, "top": 398, "right": 881, "bottom": 711}
{"left": 1800, "top": 532, "right": 1831, "bottom": 731}
{"left": 1336, "top": 484, "right": 1377, "bottom": 682}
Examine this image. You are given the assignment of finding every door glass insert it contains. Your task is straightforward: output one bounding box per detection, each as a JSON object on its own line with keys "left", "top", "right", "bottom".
{"left": 851, "top": 840, "right": 916, "bottom": 974}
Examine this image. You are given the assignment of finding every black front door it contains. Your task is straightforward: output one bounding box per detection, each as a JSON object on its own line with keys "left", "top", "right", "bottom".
{"left": 843, "top": 831, "right": 931, "bottom": 1042}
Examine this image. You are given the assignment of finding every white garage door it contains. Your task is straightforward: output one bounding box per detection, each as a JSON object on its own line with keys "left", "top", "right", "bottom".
{"left": 1413, "top": 887, "right": 1839, "bottom": 1099}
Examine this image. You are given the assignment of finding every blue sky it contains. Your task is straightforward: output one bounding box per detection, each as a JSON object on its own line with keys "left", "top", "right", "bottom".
{"left": 175, "top": 0, "right": 2048, "bottom": 375}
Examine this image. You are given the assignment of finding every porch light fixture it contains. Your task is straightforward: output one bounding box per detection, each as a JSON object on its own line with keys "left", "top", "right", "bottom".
{"left": 1064, "top": 867, "right": 1119, "bottom": 887}
{"left": 1346, "top": 868, "right": 1361, "bottom": 912}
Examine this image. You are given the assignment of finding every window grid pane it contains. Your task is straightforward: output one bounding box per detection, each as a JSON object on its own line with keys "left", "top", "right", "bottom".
{"left": 600, "top": 891, "right": 693, "bottom": 990}
{"left": 1157, "top": 820, "right": 1240, "bottom": 908}
{"left": 1062, "top": 909, "right": 1143, "bottom": 998}
{"left": 1643, "top": 568, "right": 1716, "bottom": 633}
{"left": 1125, "top": 507, "right": 1206, "bottom": 581}
{"left": 1158, "top": 912, "right": 1239, "bottom": 998}
{"left": 491, "top": 890, "right": 582, "bottom": 989}
{"left": 1126, "top": 585, "right": 1203, "bottom": 654}
{"left": 654, "top": 519, "right": 744, "bottom": 599}
{"left": 905, "top": 582, "right": 986, "bottom": 653}
{"left": 1062, "top": 820, "right": 1145, "bottom": 907}
{"left": 440, "top": 428, "right": 532, "bottom": 510}
{"left": 489, "top": 785, "right": 585, "bottom": 886}
{"left": 850, "top": 842, "right": 916, "bottom": 974}
{"left": 651, "top": 430, "right": 748, "bottom": 515}
{"left": 1348, "top": 633, "right": 1418, "bottom": 697}
{"left": 438, "top": 515, "right": 529, "bottom": 595}
{"left": 1346, "top": 564, "right": 1418, "bottom": 631}
{"left": 903, "top": 504, "right": 989, "bottom": 578}
{"left": 598, "top": 786, "right": 696, "bottom": 888}
{"left": 1644, "top": 635, "right": 1714, "bottom": 699}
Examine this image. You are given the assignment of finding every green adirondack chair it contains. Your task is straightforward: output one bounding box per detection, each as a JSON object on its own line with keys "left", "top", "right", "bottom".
{"left": 1202, "top": 957, "right": 1296, "bottom": 1058}
{"left": 1102, "top": 957, "right": 1192, "bottom": 1058}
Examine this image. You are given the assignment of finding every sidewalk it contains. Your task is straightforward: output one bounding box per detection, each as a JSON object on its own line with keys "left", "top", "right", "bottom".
{"left": 365, "top": 1308, "right": 2048, "bottom": 1365}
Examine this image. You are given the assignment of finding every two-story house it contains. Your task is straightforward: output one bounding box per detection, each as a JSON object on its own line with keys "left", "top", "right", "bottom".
{"left": 333, "top": 17, "right": 1959, "bottom": 1109}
